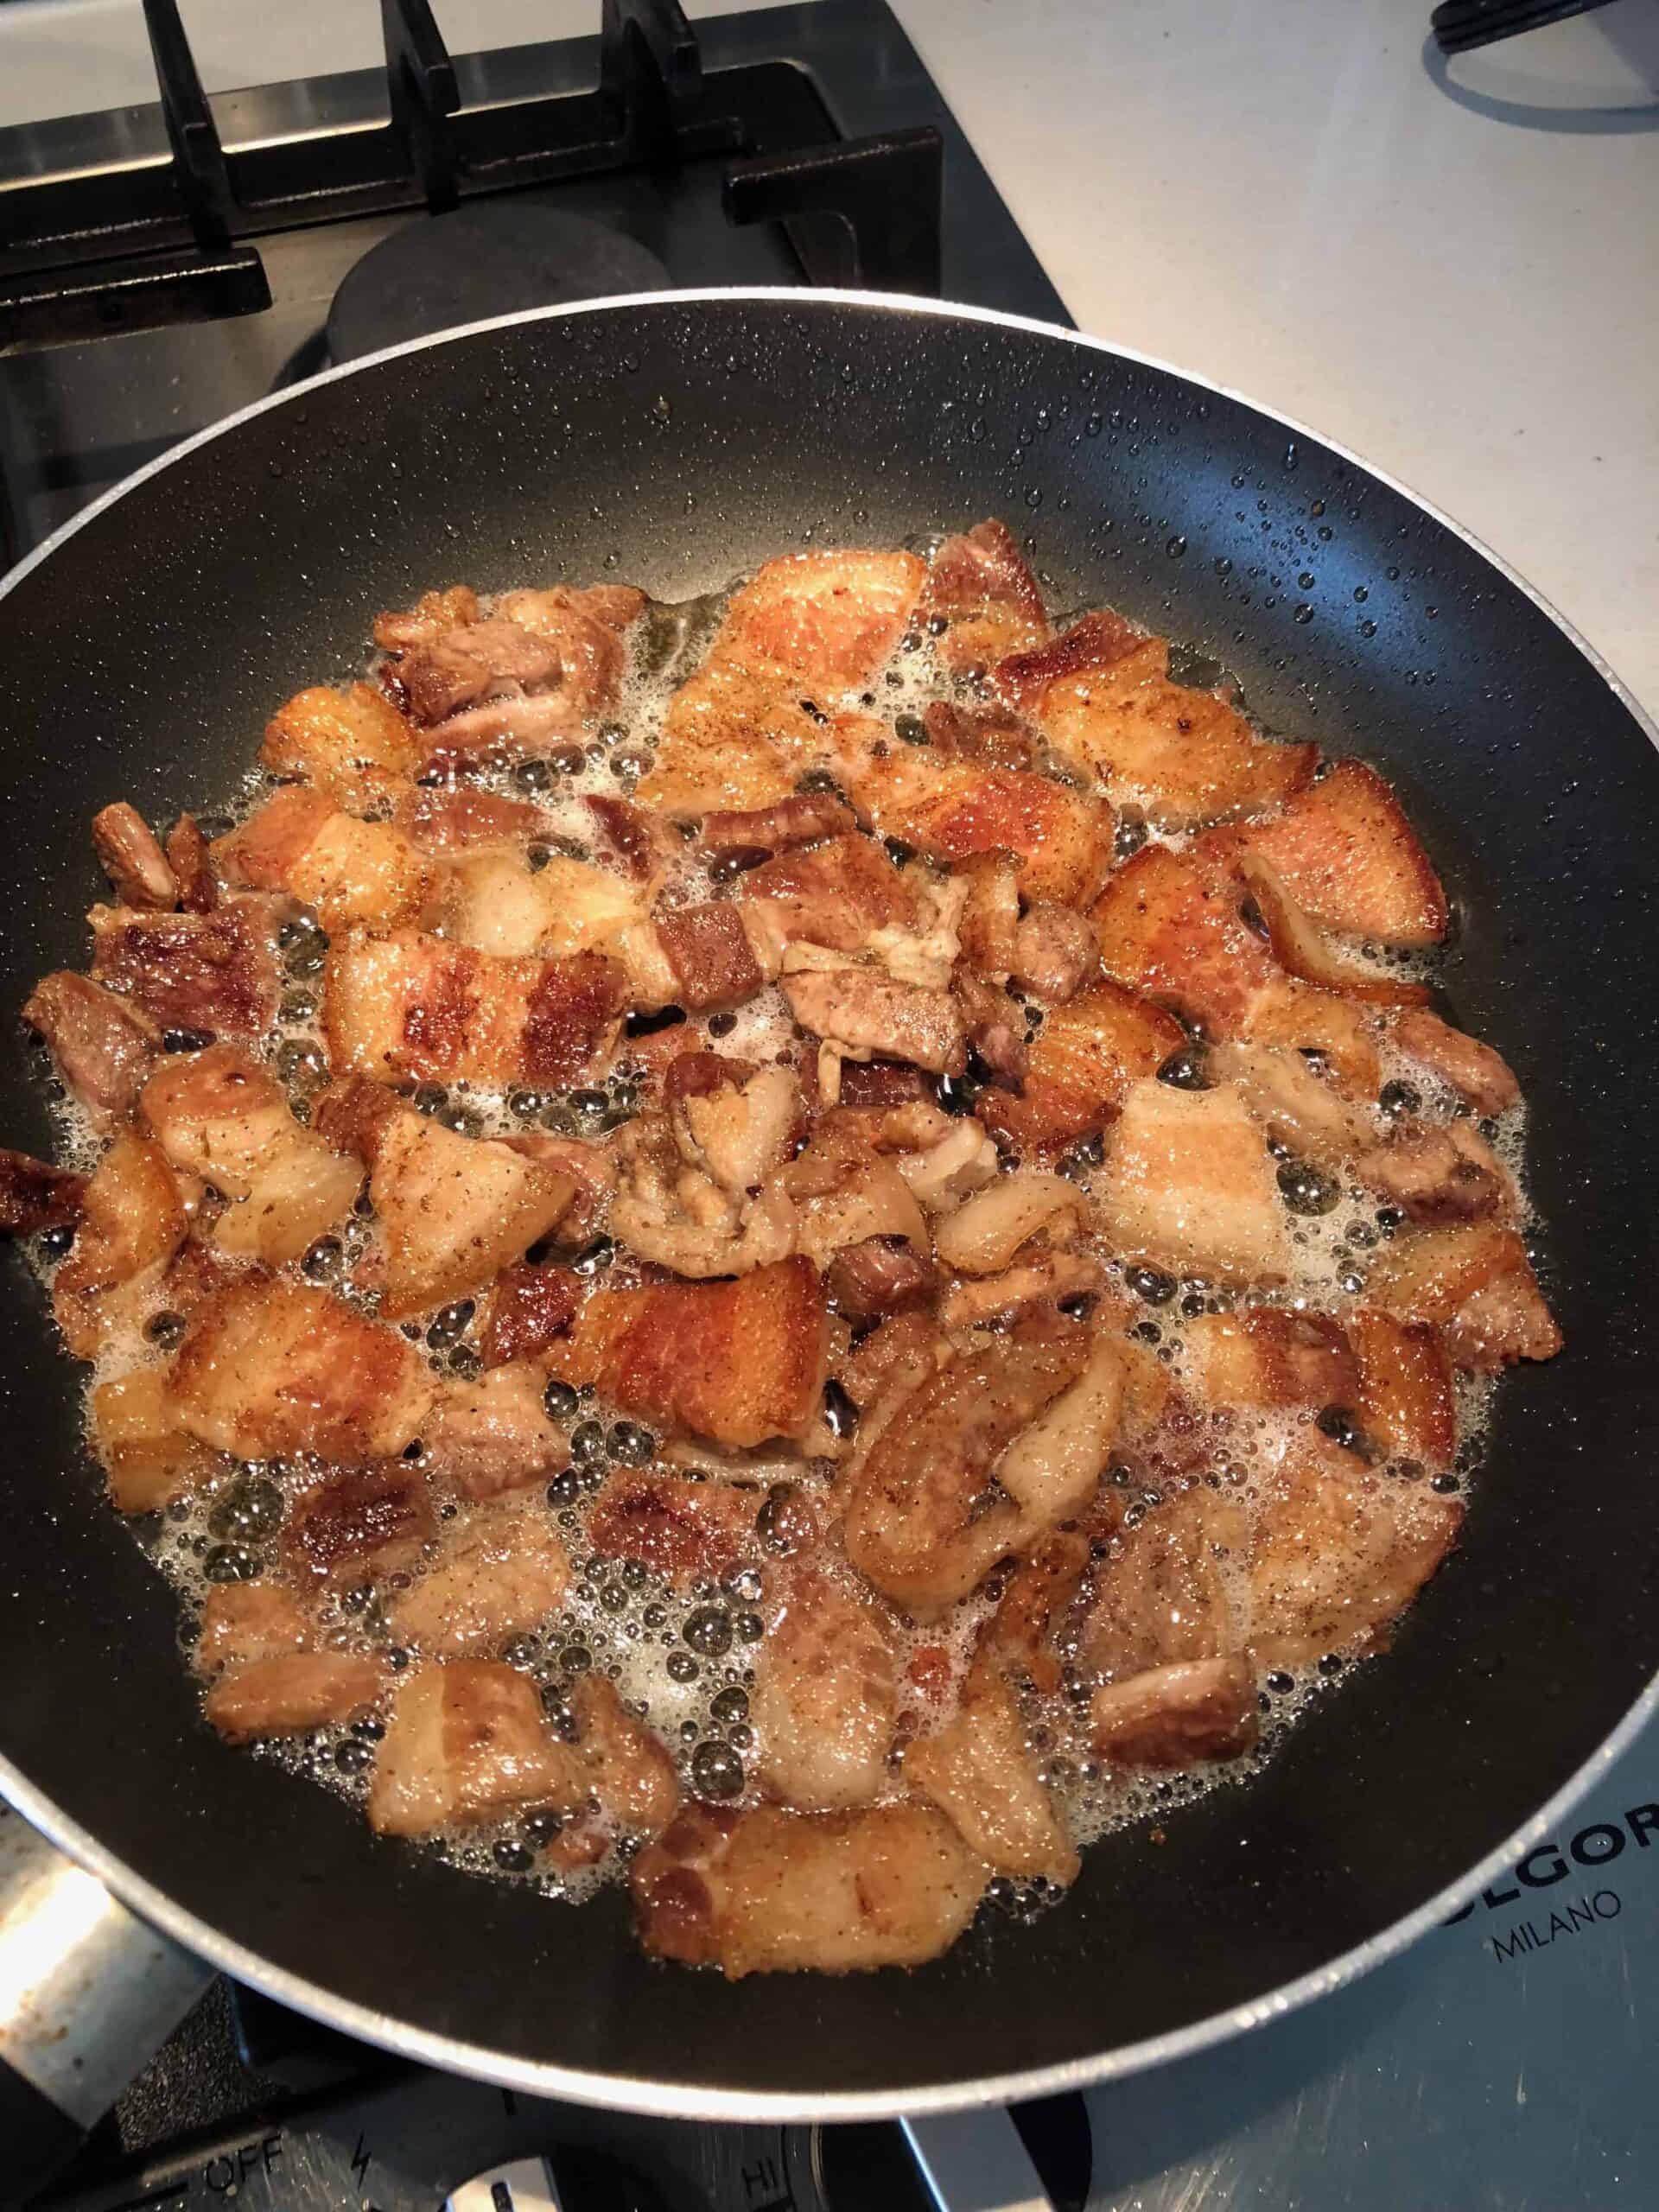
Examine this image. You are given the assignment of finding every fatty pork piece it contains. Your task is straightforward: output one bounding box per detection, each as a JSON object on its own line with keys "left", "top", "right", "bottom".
{"left": 612, "top": 901, "right": 767, "bottom": 1015}
{"left": 931, "top": 1172, "right": 1086, "bottom": 1277}
{"left": 978, "top": 982, "right": 1185, "bottom": 1156}
{"left": 1209, "top": 1040, "right": 1369, "bottom": 1170}
{"left": 906, "top": 1673, "right": 1079, "bottom": 1884}
{"left": 1390, "top": 1007, "right": 1521, "bottom": 1117}
{"left": 699, "top": 791, "right": 857, "bottom": 857}
{"left": 559, "top": 1675, "right": 681, "bottom": 1846}
{"left": 211, "top": 788, "right": 432, "bottom": 935}
{"left": 323, "top": 931, "right": 625, "bottom": 1088}
{"left": 480, "top": 1260, "right": 585, "bottom": 1369}
{"left": 92, "top": 1365, "right": 214, "bottom": 1512}
{"left": 436, "top": 848, "right": 643, "bottom": 959}
{"left": 1000, "top": 616, "right": 1317, "bottom": 827}
{"left": 141, "top": 1046, "right": 360, "bottom": 1265}
{"left": 1183, "top": 1308, "right": 1360, "bottom": 1416}
{"left": 316, "top": 1083, "right": 572, "bottom": 1319}
{"left": 1249, "top": 1434, "right": 1463, "bottom": 1668}
{"left": 53, "top": 1131, "right": 188, "bottom": 1357}
{"left": 284, "top": 1462, "right": 436, "bottom": 1589}
{"left": 368, "top": 1660, "right": 583, "bottom": 1837}
{"left": 1347, "top": 1308, "right": 1459, "bottom": 1470}
{"left": 918, "top": 518, "right": 1050, "bottom": 673}
{"left": 638, "top": 664, "right": 883, "bottom": 814}
{"left": 842, "top": 1315, "right": 1116, "bottom": 1611}
{"left": 1365, "top": 1220, "right": 1560, "bottom": 1371}
{"left": 712, "top": 548, "right": 925, "bottom": 693}
{"left": 196, "top": 1583, "right": 388, "bottom": 1745}
{"left": 631, "top": 1799, "right": 986, "bottom": 1977}
{"left": 263, "top": 682, "right": 424, "bottom": 811}
{"left": 88, "top": 899, "right": 280, "bottom": 1043}
{"left": 1214, "top": 846, "right": 1430, "bottom": 1008}
{"left": 783, "top": 961, "right": 967, "bottom": 1080}
{"left": 389, "top": 1501, "right": 570, "bottom": 1657}
{"left": 547, "top": 1258, "right": 828, "bottom": 1448}
{"left": 1083, "top": 1491, "right": 1259, "bottom": 1768}
{"left": 22, "top": 972, "right": 161, "bottom": 1128}
{"left": 1094, "top": 1079, "right": 1291, "bottom": 1284}
{"left": 1353, "top": 1118, "right": 1515, "bottom": 1227}
{"left": 92, "top": 802, "right": 180, "bottom": 909}
{"left": 168, "top": 1281, "right": 435, "bottom": 1461}
{"left": 608, "top": 1065, "right": 799, "bottom": 1278}
{"left": 1232, "top": 759, "right": 1449, "bottom": 947}
{"left": 587, "top": 1471, "right": 772, "bottom": 1590}
{"left": 734, "top": 832, "right": 921, "bottom": 959}
{"left": 394, "top": 782, "right": 545, "bottom": 854}
{"left": 0, "top": 1147, "right": 85, "bottom": 1235}
{"left": 749, "top": 1565, "right": 899, "bottom": 1811}
{"left": 419, "top": 1363, "right": 570, "bottom": 1502}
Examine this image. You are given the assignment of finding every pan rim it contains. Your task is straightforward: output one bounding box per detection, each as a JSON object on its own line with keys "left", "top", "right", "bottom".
{"left": 1, "top": 283, "right": 1655, "bottom": 2123}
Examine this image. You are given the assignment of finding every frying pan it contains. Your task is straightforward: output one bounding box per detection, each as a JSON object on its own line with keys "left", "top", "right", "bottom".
{"left": 2, "top": 289, "right": 1656, "bottom": 2164}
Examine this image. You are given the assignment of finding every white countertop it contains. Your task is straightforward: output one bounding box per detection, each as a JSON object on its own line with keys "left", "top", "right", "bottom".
{"left": 4, "top": 0, "right": 1656, "bottom": 719}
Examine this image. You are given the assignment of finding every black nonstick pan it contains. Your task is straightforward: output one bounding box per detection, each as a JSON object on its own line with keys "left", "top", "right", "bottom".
{"left": 1, "top": 290, "right": 1656, "bottom": 2142}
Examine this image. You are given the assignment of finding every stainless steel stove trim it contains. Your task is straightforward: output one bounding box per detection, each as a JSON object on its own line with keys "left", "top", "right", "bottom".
{"left": 0, "top": 286, "right": 1654, "bottom": 2125}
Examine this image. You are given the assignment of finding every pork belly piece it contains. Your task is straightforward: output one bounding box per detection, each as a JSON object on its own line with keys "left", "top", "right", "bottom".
{"left": 165, "top": 816, "right": 218, "bottom": 912}
{"left": 1249, "top": 1436, "right": 1463, "bottom": 1667}
{"left": 1210, "top": 1040, "right": 1368, "bottom": 1169}
{"left": 420, "top": 1363, "right": 569, "bottom": 1501}
{"left": 1348, "top": 1308, "right": 1458, "bottom": 1469}
{"left": 368, "top": 1661, "right": 583, "bottom": 1836}
{"left": 1353, "top": 1119, "right": 1513, "bottom": 1226}
{"left": 23, "top": 972, "right": 161, "bottom": 1128}
{"left": 0, "top": 1147, "right": 84, "bottom": 1234}
{"left": 493, "top": 582, "right": 644, "bottom": 725}
{"left": 701, "top": 791, "right": 856, "bottom": 855}
{"left": 204, "top": 1651, "right": 390, "bottom": 1745}
{"left": 196, "top": 1580, "right": 310, "bottom": 1673}
{"left": 1184, "top": 1308, "right": 1359, "bottom": 1414}
{"left": 141, "top": 1046, "right": 360, "bottom": 1264}
{"left": 953, "top": 969, "right": 1027, "bottom": 1089}
{"left": 953, "top": 849, "right": 1022, "bottom": 980}
{"left": 650, "top": 902, "right": 766, "bottom": 1012}
{"left": 1090, "top": 1656, "right": 1259, "bottom": 1770}
{"left": 389, "top": 1501, "right": 570, "bottom": 1657}
{"left": 939, "top": 1250, "right": 1111, "bottom": 1336}
{"left": 212, "top": 788, "right": 432, "bottom": 934}
{"left": 906, "top": 1674, "right": 1077, "bottom": 1883}
{"left": 1005, "top": 624, "right": 1317, "bottom": 826}
{"left": 978, "top": 982, "right": 1185, "bottom": 1156}
{"left": 563, "top": 1675, "right": 680, "bottom": 1841}
{"left": 922, "top": 700, "right": 1039, "bottom": 772}
{"left": 1010, "top": 900, "right": 1098, "bottom": 1002}
{"left": 322, "top": 931, "right": 624, "bottom": 1088}
{"left": 1364, "top": 1220, "right": 1560, "bottom": 1368}
{"left": 1391, "top": 1007, "right": 1521, "bottom": 1116}
{"left": 931, "top": 1172, "right": 1086, "bottom": 1277}
{"left": 372, "top": 583, "right": 481, "bottom": 651}
{"left": 53, "top": 1131, "right": 188, "bottom": 1356}
{"left": 736, "top": 832, "right": 920, "bottom": 957}
{"left": 91, "top": 1365, "right": 214, "bottom": 1512}
{"left": 478, "top": 1261, "right": 584, "bottom": 1369}
{"left": 750, "top": 1566, "right": 899, "bottom": 1811}
{"left": 394, "top": 783, "right": 543, "bottom": 853}
{"left": 631, "top": 1800, "right": 985, "bottom": 1976}
{"left": 550, "top": 1258, "right": 828, "bottom": 1448}
{"left": 974, "top": 1527, "right": 1092, "bottom": 1696}
{"left": 842, "top": 1313, "right": 1092, "bottom": 1610}
{"left": 607, "top": 1106, "right": 797, "bottom": 1279}
{"left": 88, "top": 899, "right": 280, "bottom": 1042}
{"left": 1091, "top": 842, "right": 1280, "bottom": 1030}
{"left": 262, "top": 682, "right": 424, "bottom": 811}
{"left": 823, "top": 1235, "right": 937, "bottom": 1326}
{"left": 716, "top": 549, "right": 925, "bottom": 691}
{"left": 168, "top": 1281, "right": 435, "bottom": 1461}
{"left": 92, "top": 803, "right": 178, "bottom": 908}
{"left": 1211, "top": 845, "right": 1430, "bottom": 1008}
{"left": 638, "top": 666, "right": 878, "bottom": 814}
{"left": 671, "top": 1058, "right": 801, "bottom": 1199}
{"left": 918, "top": 518, "right": 1049, "bottom": 672}
{"left": 781, "top": 964, "right": 967, "bottom": 1078}
{"left": 1094, "top": 1079, "right": 1289, "bottom": 1283}
{"left": 582, "top": 795, "right": 677, "bottom": 890}
{"left": 437, "top": 848, "right": 643, "bottom": 960}
{"left": 833, "top": 742, "right": 1114, "bottom": 907}
{"left": 588, "top": 1470, "right": 769, "bottom": 1587}
{"left": 1235, "top": 759, "right": 1448, "bottom": 947}
{"left": 285, "top": 1462, "right": 435, "bottom": 1589}
{"left": 387, "top": 613, "right": 563, "bottom": 728}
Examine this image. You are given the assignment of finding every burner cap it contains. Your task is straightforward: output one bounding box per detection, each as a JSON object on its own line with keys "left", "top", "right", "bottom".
{"left": 327, "top": 202, "right": 670, "bottom": 363}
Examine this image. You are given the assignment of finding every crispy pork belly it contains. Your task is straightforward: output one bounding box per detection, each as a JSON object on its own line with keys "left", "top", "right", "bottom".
{"left": 395, "top": 783, "right": 543, "bottom": 853}
{"left": 1184, "top": 1308, "right": 1359, "bottom": 1413}
{"left": 954, "top": 849, "right": 1023, "bottom": 979}
{"left": 550, "top": 1258, "right": 827, "bottom": 1447}
{"left": 390, "top": 1502, "right": 570, "bottom": 1656}
{"left": 737, "top": 832, "right": 919, "bottom": 957}
{"left": 1391, "top": 1008, "right": 1521, "bottom": 1116}
{"left": 842, "top": 1313, "right": 1091, "bottom": 1610}
{"left": 1249, "top": 1436, "right": 1462, "bottom": 1667}
{"left": 1354, "top": 1119, "right": 1513, "bottom": 1226}
{"left": 939, "top": 1250, "right": 1111, "bottom": 1336}
{"left": 422, "top": 1363, "right": 569, "bottom": 1501}
{"left": 582, "top": 795, "right": 677, "bottom": 889}
{"left": 1442, "top": 1267, "right": 1563, "bottom": 1372}
{"left": 168, "top": 1281, "right": 435, "bottom": 1461}
{"left": 91, "top": 1366, "right": 213, "bottom": 1512}
{"left": 918, "top": 518, "right": 1049, "bottom": 672}
{"left": 479, "top": 1261, "right": 584, "bottom": 1369}
{"left": 631, "top": 1800, "right": 984, "bottom": 1976}
{"left": 285, "top": 1462, "right": 435, "bottom": 1589}
{"left": 354, "top": 1104, "right": 573, "bottom": 1319}
{"left": 262, "top": 682, "right": 423, "bottom": 810}
{"left": 974, "top": 1527, "right": 1092, "bottom": 1696}
{"left": 1005, "top": 623, "right": 1317, "bottom": 826}
{"left": 212, "top": 789, "right": 432, "bottom": 934}
{"left": 368, "top": 1661, "right": 583, "bottom": 1836}
{"left": 893, "top": 1116, "right": 1001, "bottom": 1212}
{"left": 23, "top": 972, "right": 161, "bottom": 1128}
{"left": 197, "top": 1581, "right": 310, "bottom": 1673}
{"left": 979, "top": 982, "right": 1184, "bottom": 1155}
{"left": 990, "top": 1335, "right": 1124, "bottom": 1526}
{"left": 323, "top": 931, "right": 624, "bottom": 1088}
{"left": 922, "top": 699, "right": 1040, "bottom": 771}
{"left": 0, "top": 1147, "right": 84, "bottom": 1234}
{"left": 823, "top": 1234, "right": 937, "bottom": 1325}
{"left": 638, "top": 665, "right": 877, "bottom": 814}
{"left": 588, "top": 1470, "right": 769, "bottom": 1587}
{"left": 141, "top": 1046, "right": 360, "bottom": 1264}
{"left": 205, "top": 1652, "right": 390, "bottom": 1745}
{"left": 781, "top": 964, "right": 966, "bottom": 1077}
{"left": 952, "top": 969, "right": 1027, "bottom": 1089}
{"left": 388, "top": 613, "right": 563, "bottom": 728}
{"left": 701, "top": 791, "right": 856, "bottom": 855}
{"left": 906, "top": 1674, "right": 1077, "bottom": 1883}
{"left": 565, "top": 1675, "right": 681, "bottom": 1840}
{"left": 1091, "top": 842, "right": 1281, "bottom": 1030}
{"left": 785, "top": 1135, "right": 929, "bottom": 1278}
{"left": 716, "top": 549, "right": 924, "bottom": 691}
{"left": 165, "top": 816, "right": 218, "bottom": 912}
{"left": 671, "top": 1060, "right": 800, "bottom": 1198}
{"left": 751, "top": 1565, "right": 899, "bottom": 1810}
{"left": 1217, "top": 846, "right": 1430, "bottom": 1007}
{"left": 1009, "top": 900, "right": 1098, "bottom": 1002}
{"left": 372, "top": 583, "right": 481, "bottom": 651}
{"left": 1210, "top": 1041, "right": 1368, "bottom": 1169}
{"left": 1364, "top": 1220, "right": 1560, "bottom": 1372}
{"left": 89, "top": 899, "right": 280, "bottom": 1042}
{"left": 1090, "top": 1657, "right": 1259, "bottom": 1769}
{"left": 1348, "top": 1308, "right": 1457, "bottom": 1467}
{"left": 1094, "top": 1079, "right": 1290, "bottom": 1283}
{"left": 92, "top": 803, "right": 178, "bottom": 908}
{"left": 931, "top": 1173, "right": 1085, "bottom": 1276}
{"left": 652, "top": 901, "right": 766, "bottom": 1012}
{"left": 493, "top": 582, "right": 643, "bottom": 726}
{"left": 439, "top": 849, "right": 643, "bottom": 960}
{"left": 608, "top": 1103, "right": 795, "bottom": 1279}
{"left": 53, "top": 1131, "right": 188, "bottom": 1356}
{"left": 1236, "top": 759, "right": 1448, "bottom": 946}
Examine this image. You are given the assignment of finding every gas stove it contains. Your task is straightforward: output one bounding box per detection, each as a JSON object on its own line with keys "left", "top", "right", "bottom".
{"left": 3, "top": 4, "right": 1656, "bottom": 2209}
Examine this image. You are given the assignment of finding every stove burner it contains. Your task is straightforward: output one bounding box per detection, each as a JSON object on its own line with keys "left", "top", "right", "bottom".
{"left": 326, "top": 204, "right": 671, "bottom": 364}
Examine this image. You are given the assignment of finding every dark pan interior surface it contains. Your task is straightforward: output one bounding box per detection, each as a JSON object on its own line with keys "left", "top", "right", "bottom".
{"left": 1, "top": 295, "right": 1656, "bottom": 2113}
